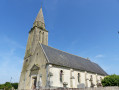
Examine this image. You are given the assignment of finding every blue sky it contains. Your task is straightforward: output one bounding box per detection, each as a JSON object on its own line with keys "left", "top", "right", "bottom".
{"left": 0, "top": 0, "right": 119, "bottom": 84}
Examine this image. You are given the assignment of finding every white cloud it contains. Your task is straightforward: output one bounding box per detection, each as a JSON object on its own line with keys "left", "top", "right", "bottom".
{"left": 95, "top": 54, "right": 104, "bottom": 58}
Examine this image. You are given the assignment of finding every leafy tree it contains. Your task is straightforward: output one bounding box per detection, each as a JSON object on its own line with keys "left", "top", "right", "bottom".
{"left": 11, "top": 83, "right": 18, "bottom": 89}
{"left": 0, "top": 82, "right": 18, "bottom": 89}
{"left": 101, "top": 74, "right": 119, "bottom": 87}
{"left": 0, "top": 84, "right": 5, "bottom": 89}
{"left": 4, "top": 82, "right": 12, "bottom": 90}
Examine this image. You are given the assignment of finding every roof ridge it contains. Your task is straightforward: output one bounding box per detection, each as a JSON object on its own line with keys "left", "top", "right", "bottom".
{"left": 41, "top": 44, "right": 90, "bottom": 61}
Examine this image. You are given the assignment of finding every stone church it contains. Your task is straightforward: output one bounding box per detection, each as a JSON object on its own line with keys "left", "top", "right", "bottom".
{"left": 18, "top": 8, "right": 107, "bottom": 89}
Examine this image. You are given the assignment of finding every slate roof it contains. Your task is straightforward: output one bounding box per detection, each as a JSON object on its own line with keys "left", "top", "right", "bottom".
{"left": 41, "top": 44, "right": 108, "bottom": 76}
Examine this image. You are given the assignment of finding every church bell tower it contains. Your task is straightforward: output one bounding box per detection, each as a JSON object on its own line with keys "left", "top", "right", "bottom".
{"left": 25, "top": 8, "right": 48, "bottom": 58}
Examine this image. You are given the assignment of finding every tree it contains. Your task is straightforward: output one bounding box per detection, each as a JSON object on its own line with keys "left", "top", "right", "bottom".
{"left": 0, "top": 84, "right": 5, "bottom": 89}
{"left": 4, "top": 82, "right": 12, "bottom": 90}
{"left": 11, "top": 83, "right": 18, "bottom": 89}
{"left": 0, "top": 82, "right": 18, "bottom": 89}
{"left": 101, "top": 74, "right": 119, "bottom": 87}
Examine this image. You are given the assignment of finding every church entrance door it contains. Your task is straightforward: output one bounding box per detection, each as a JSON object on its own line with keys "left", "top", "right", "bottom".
{"left": 31, "top": 77, "right": 37, "bottom": 89}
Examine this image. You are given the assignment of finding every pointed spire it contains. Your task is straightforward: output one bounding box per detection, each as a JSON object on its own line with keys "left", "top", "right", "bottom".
{"left": 35, "top": 7, "right": 45, "bottom": 24}
{"left": 33, "top": 7, "right": 45, "bottom": 28}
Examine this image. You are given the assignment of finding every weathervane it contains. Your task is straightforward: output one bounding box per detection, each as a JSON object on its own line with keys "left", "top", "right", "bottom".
{"left": 41, "top": 0, "right": 43, "bottom": 8}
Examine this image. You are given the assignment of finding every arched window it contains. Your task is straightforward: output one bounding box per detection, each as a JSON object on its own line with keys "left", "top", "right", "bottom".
{"left": 78, "top": 73, "right": 80, "bottom": 83}
{"left": 42, "top": 32, "right": 44, "bottom": 43}
{"left": 39, "top": 31, "right": 41, "bottom": 42}
{"left": 60, "top": 70, "right": 63, "bottom": 82}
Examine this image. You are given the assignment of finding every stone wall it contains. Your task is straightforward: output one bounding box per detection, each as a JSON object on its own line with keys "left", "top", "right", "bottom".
{"left": 33, "top": 87, "right": 119, "bottom": 90}
{"left": 18, "top": 43, "right": 48, "bottom": 89}
{"left": 49, "top": 65, "right": 105, "bottom": 88}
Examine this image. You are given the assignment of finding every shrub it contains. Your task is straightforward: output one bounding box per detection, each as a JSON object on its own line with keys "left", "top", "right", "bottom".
{"left": 4, "top": 82, "right": 12, "bottom": 90}
{"left": 11, "top": 83, "right": 18, "bottom": 89}
{"left": 0, "top": 84, "right": 5, "bottom": 89}
{"left": 0, "top": 82, "right": 18, "bottom": 89}
{"left": 101, "top": 74, "right": 119, "bottom": 87}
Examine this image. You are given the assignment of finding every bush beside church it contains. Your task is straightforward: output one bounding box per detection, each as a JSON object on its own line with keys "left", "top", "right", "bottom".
{"left": 102, "top": 74, "right": 119, "bottom": 87}
{"left": 0, "top": 82, "right": 18, "bottom": 90}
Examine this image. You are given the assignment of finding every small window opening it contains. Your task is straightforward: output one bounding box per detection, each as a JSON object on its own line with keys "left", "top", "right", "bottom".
{"left": 39, "top": 31, "right": 41, "bottom": 42}
{"left": 26, "top": 59, "right": 28, "bottom": 62}
{"left": 78, "top": 73, "right": 80, "bottom": 83}
{"left": 42, "top": 32, "right": 44, "bottom": 43}
{"left": 60, "top": 70, "right": 63, "bottom": 82}
{"left": 90, "top": 75, "right": 93, "bottom": 81}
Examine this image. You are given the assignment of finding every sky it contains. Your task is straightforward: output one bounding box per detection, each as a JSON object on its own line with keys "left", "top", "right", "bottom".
{"left": 0, "top": 0, "right": 119, "bottom": 84}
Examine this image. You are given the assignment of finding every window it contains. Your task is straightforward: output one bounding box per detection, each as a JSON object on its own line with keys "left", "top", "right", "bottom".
{"left": 90, "top": 75, "right": 93, "bottom": 81}
{"left": 78, "top": 73, "right": 80, "bottom": 83}
{"left": 39, "top": 31, "right": 41, "bottom": 41}
{"left": 42, "top": 32, "right": 44, "bottom": 43}
{"left": 60, "top": 70, "right": 63, "bottom": 82}
{"left": 26, "top": 59, "right": 28, "bottom": 62}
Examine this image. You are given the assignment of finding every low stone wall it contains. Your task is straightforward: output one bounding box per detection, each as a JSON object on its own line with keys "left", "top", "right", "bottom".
{"left": 37, "top": 87, "right": 119, "bottom": 90}
{"left": 82, "top": 87, "right": 119, "bottom": 90}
